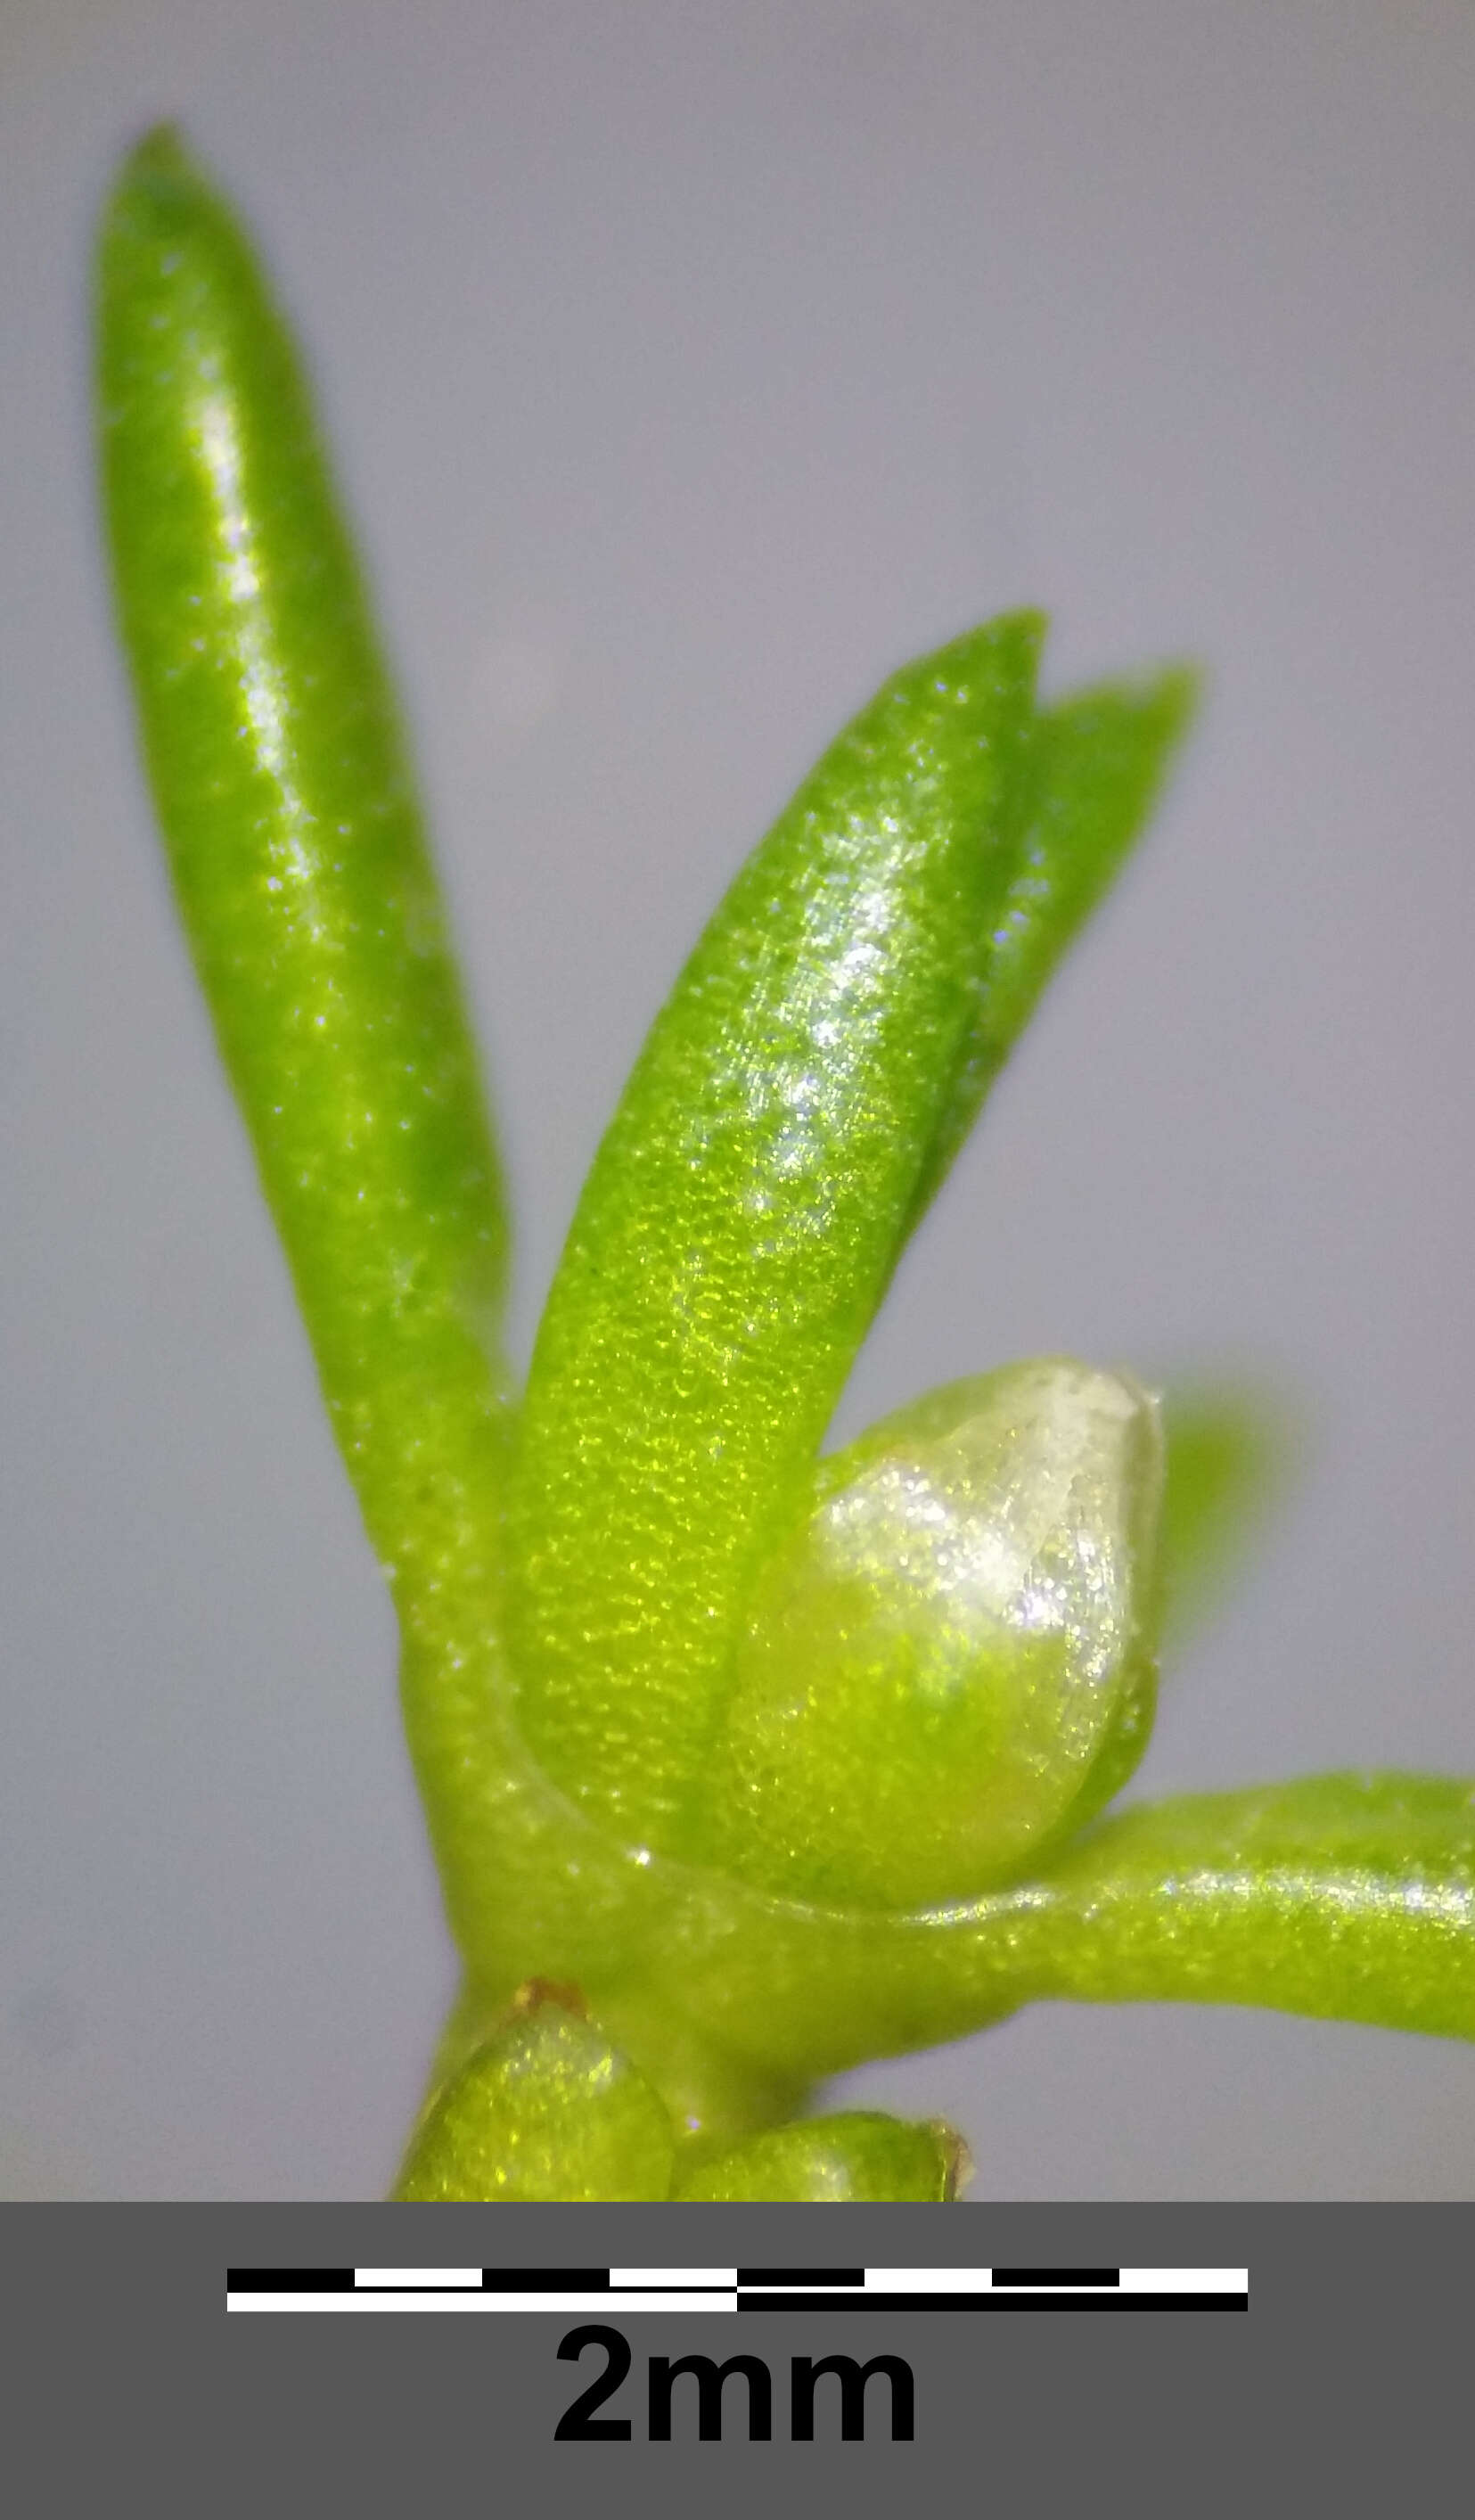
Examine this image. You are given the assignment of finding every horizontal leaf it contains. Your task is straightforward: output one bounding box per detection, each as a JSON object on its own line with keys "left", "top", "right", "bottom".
{"left": 981, "top": 1773, "right": 1475, "bottom": 2038}
{"left": 699, "top": 1773, "right": 1475, "bottom": 2070}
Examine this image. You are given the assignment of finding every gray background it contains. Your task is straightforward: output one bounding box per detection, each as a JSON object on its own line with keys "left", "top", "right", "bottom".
{"left": 4, "top": 0, "right": 1473, "bottom": 2198}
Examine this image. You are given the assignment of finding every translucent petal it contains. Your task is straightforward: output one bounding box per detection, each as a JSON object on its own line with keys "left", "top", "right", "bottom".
{"left": 700, "top": 1358, "right": 1162, "bottom": 1907}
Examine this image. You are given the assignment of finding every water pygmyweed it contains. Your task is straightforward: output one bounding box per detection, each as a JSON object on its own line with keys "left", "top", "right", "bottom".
{"left": 96, "top": 127, "right": 1475, "bottom": 2200}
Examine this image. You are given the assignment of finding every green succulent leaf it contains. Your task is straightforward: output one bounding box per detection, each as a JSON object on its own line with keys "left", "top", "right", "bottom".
{"left": 674, "top": 2112, "right": 967, "bottom": 2202}
{"left": 393, "top": 1993, "right": 676, "bottom": 2203}
{"left": 507, "top": 614, "right": 1043, "bottom": 1855}
{"left": 401, "top": 1768, "right": 1475, "bottom": 2140}
{"left": 96, "top": 128, "right": 511, "bottom": 1605}
{"left": 990, "top": 1774, "right": 1475, "bottom": 2039}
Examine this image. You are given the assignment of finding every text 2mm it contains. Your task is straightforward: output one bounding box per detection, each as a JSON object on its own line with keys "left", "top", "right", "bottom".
{"left": 554, "top": 2323, "right": 914, "bottom": 2441}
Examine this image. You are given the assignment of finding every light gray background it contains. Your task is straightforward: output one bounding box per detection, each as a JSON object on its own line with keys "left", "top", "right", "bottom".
{"left": 4, "top": 0, "right": 1473, "bottom": 2198}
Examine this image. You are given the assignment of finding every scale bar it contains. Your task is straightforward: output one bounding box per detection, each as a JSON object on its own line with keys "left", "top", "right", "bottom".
{"left": 227, "top": 2262, "right": 1248, "bottom": 2314}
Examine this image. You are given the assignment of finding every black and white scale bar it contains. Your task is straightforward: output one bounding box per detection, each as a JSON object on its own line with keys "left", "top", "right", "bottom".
{"left": 227, "top": 2264, "right": 1247, "bottom": 2314}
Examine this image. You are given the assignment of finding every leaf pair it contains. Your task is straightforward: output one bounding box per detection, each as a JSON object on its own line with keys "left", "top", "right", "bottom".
{"left": 394, "top": 1991, "right": 962, "bottom": 2203}
{"left": 505, "top": 621, "right": 1194, "bottom": 1876}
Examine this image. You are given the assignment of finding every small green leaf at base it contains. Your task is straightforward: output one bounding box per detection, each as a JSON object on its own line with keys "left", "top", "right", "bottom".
{"left": 392, "top": 1993, "right": 676, "bottom": 2202}
{"left": 674, "top": 2112, "right": 968, "bottom": 2202}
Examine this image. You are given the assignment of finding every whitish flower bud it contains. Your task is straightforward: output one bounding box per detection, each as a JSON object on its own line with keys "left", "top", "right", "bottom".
{"left": 700, "top": 1358, "right": 1162, "bottom": 1908}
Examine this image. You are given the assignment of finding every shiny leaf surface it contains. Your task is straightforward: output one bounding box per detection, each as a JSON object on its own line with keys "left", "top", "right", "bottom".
{"left": 507, "top": 616, "right": 1042, "bottom": 1854}
{"left": 98, "top": 129, "right": 511, "bottom": 1606}
{"left": 394, "top": 1995, "right": 675, "bottom": 2202}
